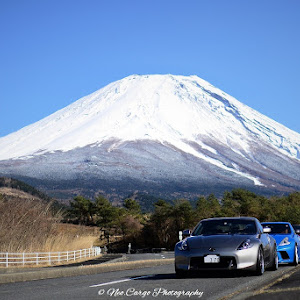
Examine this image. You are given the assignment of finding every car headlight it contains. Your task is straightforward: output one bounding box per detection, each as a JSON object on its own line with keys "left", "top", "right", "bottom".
{"left": 178, "top": 239, "right": 189, "bottom": 251}
{"left": 279, "top": 237, "right": 291, "bottom": 246}
{"left": 237, "top": 239, "right": 253, "bottom": 250}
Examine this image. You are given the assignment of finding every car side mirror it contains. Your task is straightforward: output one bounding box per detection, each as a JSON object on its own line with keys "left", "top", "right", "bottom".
{"left": 182, "top": 229, "right": 191, "bottom": 238}
{"left": 263, "top": 227, "right": 271, "bottom": 233}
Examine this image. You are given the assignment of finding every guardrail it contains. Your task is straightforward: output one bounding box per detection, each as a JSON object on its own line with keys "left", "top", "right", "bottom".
{"left": 0, "top": 247, "right": 101, "bottom": 267}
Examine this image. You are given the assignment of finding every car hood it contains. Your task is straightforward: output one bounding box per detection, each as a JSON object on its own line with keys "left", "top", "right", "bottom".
{"left": 187, "top": 235, "right": 255, "bottom": 250}
{"left": 270, "top": 234, "right": 295, "bottom": 245}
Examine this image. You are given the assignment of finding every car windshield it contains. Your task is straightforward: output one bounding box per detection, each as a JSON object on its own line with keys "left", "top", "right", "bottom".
{"left": 193, "top": 219, "right": 257, "bottom": 236}
{"left": 293, "top": 225, "right": 300, "bottom": 231}
{"left": 263, "top": 223, "right": 291, "bottom": 234}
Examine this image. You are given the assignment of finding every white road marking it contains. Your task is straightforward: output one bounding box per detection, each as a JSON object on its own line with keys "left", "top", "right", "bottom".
{"left": 89, "top": 275, "right": 154, "bottom": 288}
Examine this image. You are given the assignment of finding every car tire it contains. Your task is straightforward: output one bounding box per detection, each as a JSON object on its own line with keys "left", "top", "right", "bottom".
{"left": 269, "top": 248, "right": 279, "bottom": 271}
{"left": 292, "top": 246, "right": 299, "bottom": 266}
{"left": 175, "top": 266, "right": 188, "bottom": 278}
{"left": 255, "top": 248, "right": 265, "bottom": 276}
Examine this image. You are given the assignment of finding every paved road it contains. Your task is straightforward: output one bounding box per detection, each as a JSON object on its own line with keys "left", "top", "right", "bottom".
{"left": 0, "top": 262, "right": 297, "bottom": 300}
{"left": 235, "top": 264, "right": 300, "bottom": 300}
{"left": 124, "top": 252, "right": 175, "bottom": 261}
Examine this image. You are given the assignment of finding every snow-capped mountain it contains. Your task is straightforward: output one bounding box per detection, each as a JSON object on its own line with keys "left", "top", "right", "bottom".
{"left": 0, "top": 74, "right": 299, "bottom": 200}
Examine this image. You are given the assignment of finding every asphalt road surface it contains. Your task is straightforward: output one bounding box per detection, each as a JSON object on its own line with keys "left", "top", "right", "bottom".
{"left": 0, "top": 263, "right": 297, "bottom": 300}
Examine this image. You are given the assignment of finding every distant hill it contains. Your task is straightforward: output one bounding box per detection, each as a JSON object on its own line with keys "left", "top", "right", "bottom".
{"left": 0, "top": 177, "right": 52, "bottom": 202}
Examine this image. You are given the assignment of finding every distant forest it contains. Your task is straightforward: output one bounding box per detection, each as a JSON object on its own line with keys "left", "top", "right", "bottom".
{"left": 67, "top": 189, "right": 300, "bottom": 250}
{"left": 1, "top": 177, "right": 299, "bottom": 251}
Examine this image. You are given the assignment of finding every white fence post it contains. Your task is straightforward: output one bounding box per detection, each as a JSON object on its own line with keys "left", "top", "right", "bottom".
{"left": 22, "top": 252, "right": 25, "bottom": 266}
{"left": 36, "top": 253, "right": 39, "bottom": 265}
{"left": 6, "top": 252, "right": 8, "bottom": 268}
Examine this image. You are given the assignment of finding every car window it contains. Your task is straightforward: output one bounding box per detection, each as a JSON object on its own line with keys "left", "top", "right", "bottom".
{"left": 193, "top": 219, "right": 257, "bottom": 236}
{"left": 262, "top": 223, "right": 291, "bottom": 234}
{"left": 257, "top": 222, "right": 263, "bottom": 234}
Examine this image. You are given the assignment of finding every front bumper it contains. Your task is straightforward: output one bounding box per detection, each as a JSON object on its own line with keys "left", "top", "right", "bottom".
{"left": 175, "top": 245, "right": 259, "bottom": 271}
{"left": 277, "top": 244, "right": 295, "bottom": 263}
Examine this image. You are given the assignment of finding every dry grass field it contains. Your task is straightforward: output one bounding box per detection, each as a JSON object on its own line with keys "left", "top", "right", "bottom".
{"left": 0, "top": 187, "right": 100, "bottom": 253}
{"left": 45, "top": 223, "right": 100, "bottom": 252}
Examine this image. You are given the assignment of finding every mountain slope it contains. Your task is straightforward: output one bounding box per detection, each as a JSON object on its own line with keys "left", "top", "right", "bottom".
{"left": 0, "top": 177, "right": 52, "bottom": 202}
{"left": 0, "top": 74, "right": 299, "bottom": 200}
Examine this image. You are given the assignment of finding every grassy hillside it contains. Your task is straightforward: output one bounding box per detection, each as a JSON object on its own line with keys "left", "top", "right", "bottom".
{"left": 0, "top": 177, "right": 52, "bottom": 202}
{"left": 0, "top": 177, "right": 100, "bottom": 252}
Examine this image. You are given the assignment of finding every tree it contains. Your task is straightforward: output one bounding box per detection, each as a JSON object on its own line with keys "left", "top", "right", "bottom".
{"left": 148, "top": 199, "right": 174, "bottom": 247}
{"left": 227, "top": 189, "right": 261, "bottom": 218}
{"left": 221, "top": 191, "right": 239, "bottom": 216}
{"left": 69, "top": 196, "right": 95, "bottom": 225}
{"left": 284, "top": 193, "right": 300, "bottom": 224}
{"left": 196, "top": 194, "right": 221, "bottom": 219}
{"left": 94, "top": 195, "right": 120, "bottom": 230}
{"left": 255, "top": 195, "right": 275, "bottom": 222}
{"left": 272, "top": 192, "right": 300, "bottom": 224}
{"left": 207, "top": 194, "right": 222, "bottom": 217}
{"left": 119, "top": 215, "right": 143, "bottom": 237}
{"left": 145, "top": 199, "right": 196, "bottom": 249}
{"left": 195, "top": 196, "right": 210, "bottom": 219}
{"left": 124, "top": 198, "right": 141, "bottom": 215}
{"left": 172, "top": 199, "right": 195, "bottom": 232}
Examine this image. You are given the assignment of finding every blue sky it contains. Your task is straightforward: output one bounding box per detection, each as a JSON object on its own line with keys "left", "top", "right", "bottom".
{"left": 1, "top": 0, "right": 299, "bottom": 137}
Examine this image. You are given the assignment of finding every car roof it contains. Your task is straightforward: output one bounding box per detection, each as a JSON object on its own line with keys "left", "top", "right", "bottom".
{"left": 201, "top": 217, "right": 258, "bottom": 222}
{"left": 262, "top": 222, "right": 292, "bottom": 225}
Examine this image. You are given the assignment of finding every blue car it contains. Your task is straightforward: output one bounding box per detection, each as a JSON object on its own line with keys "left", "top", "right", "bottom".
{"left": 262, "top": 222, "right": 300, "bottom": 265}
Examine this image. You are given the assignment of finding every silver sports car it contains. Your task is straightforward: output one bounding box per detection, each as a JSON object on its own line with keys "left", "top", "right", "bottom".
{"left": 175, "top": 217, "right": 278, "bottom": 277}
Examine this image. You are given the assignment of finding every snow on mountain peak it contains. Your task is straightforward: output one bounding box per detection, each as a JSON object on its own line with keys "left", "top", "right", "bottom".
{"left": 0, "top": 74, "right": 299, "bottom": 165}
